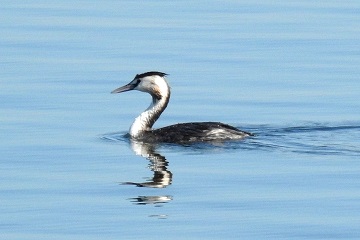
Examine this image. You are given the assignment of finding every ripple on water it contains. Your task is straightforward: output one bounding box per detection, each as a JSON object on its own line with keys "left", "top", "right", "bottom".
{"left": 245, "top": 122, "right": 360, "bottom": 156}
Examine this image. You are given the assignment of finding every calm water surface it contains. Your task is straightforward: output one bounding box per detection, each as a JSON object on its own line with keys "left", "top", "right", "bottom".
{"left": 1, "top": 1, "right": 360, "bottom": 239}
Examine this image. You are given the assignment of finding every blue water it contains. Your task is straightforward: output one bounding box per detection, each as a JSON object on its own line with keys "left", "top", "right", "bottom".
{"left": 1, "top": 1, "right": 360, "bottom": 239}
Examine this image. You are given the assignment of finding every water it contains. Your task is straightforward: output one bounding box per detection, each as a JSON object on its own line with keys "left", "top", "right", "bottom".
{"left": 1, "top": 1, "right": 360, "bottom": 239}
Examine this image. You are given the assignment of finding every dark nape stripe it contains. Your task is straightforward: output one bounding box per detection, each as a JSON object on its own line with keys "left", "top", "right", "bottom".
{"left": 147, "top": 91, "right": 170, "bottom": 129}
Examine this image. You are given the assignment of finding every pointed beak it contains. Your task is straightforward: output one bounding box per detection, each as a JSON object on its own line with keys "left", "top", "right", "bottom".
{"left": 111, "top": 83, "right": 135, "bottom": 94}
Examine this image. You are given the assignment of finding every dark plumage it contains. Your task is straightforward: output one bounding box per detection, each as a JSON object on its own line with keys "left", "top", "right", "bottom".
{"left": 144, "top": 122, "right": 253, "bottom": 143}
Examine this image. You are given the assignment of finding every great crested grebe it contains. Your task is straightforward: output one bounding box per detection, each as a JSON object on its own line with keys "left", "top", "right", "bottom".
{"left": 111, "top": 71, "right": 253, "bottom": 143}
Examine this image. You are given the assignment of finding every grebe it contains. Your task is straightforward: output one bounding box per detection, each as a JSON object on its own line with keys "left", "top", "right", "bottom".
{"left": 111, "top": 71, "right": 253, "bottom": 143}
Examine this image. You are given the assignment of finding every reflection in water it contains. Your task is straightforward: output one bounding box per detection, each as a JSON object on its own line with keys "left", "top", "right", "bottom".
{"left": 123, "top": 140, "right": 173, "bottom": 188}
{"left": 148, "top": 214, "right": 168, "bottom": 219}
{"left": 128, "top": 195, "right": 173, "bottom": 205}
{"left": 123, "top": 139, "right": 173, "bottom": 212}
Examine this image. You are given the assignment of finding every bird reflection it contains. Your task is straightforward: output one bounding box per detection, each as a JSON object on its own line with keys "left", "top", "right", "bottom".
{"left": 122, "top": 139, "right": 173, "bottom": 188}
{"left": 128, "top": 195, "right": 173, "bottom": 205}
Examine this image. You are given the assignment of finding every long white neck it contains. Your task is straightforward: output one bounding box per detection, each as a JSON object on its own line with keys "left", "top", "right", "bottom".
{"left": 129, "top": 91, "right": 170, "bottom": 138}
